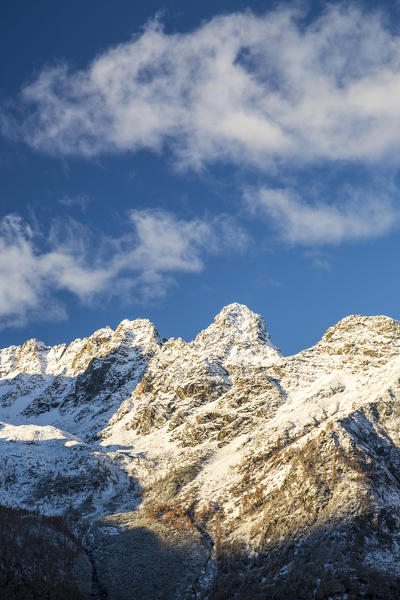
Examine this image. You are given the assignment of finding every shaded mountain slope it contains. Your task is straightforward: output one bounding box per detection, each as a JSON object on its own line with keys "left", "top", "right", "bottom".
{"left": 1, "top": 304, "right": 400, "bottom": 598}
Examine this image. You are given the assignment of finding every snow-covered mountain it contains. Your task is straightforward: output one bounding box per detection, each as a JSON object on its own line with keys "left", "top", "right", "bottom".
{"left": 0, "top": 317, "right": 161, "bottom": 439}
{"left": 2, "top": 304, "right": 400, "bottom": 599}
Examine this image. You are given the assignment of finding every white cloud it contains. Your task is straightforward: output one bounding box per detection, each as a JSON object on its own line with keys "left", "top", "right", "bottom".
{"left": 5, "top": 5, "right": 400, "bottom": 169}
{"left": 245, "top": 187, "right": 399, "bottom": 245}
{"left": 59, "top": 193, "right": 91, "bottom": 211}
{"left": 0, "top": 210, "right": 246, "bottom": 328}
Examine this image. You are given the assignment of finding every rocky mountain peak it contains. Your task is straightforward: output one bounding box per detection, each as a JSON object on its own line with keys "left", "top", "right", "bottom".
{"left": 318, "top": 314, "right": 400, "bottom": 362}
{"left": 0, "top": 337, "right": 59, "bottom": 377}
{"left": 105, "top": 304, "right": 282, "bottom": 441}
{"left": 4, "top": 306, "right": 400, "bottom": 598}
{"left": 0, "top": 318, "right": 162, "bottom": 381}
{"left": 193, "top": 303, "right": 279, "bottom": 358}
{"left": 21, "top": 338, "right": 48, "bottom": 352}
{"left": 214, "top": 302, "right": 270, "bottom": 339}
{"left": 114, "top": 317, "right": 162, "bottom": 347}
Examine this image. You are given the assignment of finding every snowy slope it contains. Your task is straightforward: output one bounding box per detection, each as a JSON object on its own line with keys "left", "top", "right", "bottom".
{"left": 0, "top": 421, "right": 132, "bottom": 515}
{"left": 0, "top": 318, "right": 161, "bottom": 439}
{"left": 1, "top": 304, "right": 400, "bottom": 597}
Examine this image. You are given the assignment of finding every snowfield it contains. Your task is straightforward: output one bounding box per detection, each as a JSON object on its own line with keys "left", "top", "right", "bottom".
{"left": 2, "top": 304, "right": 400, "bottom": 598}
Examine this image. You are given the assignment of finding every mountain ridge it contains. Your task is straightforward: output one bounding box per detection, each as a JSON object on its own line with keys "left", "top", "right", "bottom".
{"left": 4, "top": 304, "right": 399, "bottom": 374}
{"left": 1, "top": 303, "right": 400, "bottom": 599}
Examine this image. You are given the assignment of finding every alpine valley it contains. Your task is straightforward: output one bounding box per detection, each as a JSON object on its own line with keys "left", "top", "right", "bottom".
{"left": 1, "top": 303, "right": 400, "bottom": 599}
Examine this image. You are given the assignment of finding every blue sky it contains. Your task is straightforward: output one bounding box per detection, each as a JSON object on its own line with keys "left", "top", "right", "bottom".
{"left": 1, "top": 0, "right": 400, "bottom": 355}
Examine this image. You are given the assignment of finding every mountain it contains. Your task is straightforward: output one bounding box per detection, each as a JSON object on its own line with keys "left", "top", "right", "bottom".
{"left": 1, "top": 304, "right": 400, "bottom": 598}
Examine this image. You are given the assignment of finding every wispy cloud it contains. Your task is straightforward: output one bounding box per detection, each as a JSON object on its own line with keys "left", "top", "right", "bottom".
{"left": 0, "top": 210, "right": 246, "bottom": 328}
{"left": 245, "top": 186, "right": 399, "bottom": 245}
{"left": 58, "top": 193, "right": 91, "bottom": 211}
{"left": 4, "top": 5, "right": 400, "bottom": 169}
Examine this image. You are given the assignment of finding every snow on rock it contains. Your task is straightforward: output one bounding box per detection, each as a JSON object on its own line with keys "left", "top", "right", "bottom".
{"left": 0, "top": 422, "right": 131, "bottom": 515}
{"left": 1, "top": 305, "right": 400, "bottom": 596}
{"left": 102, "top": 304, "right": 281, "bottom": 444}
{"left": 0, "top": 318, "right": 162, "bottom": 439}
{"left": 193, "top": 303, "right": 280, "bottom": 364}
{"left": 0, "top": 318, "right": 161, "bottom": 378}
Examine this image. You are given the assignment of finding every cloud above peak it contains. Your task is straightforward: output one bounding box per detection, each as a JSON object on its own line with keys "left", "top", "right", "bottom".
{"left": 246, "top": 186, "right": 399, "bottom": 245}
{"left": 5, "top": 4, "right": 400, "bottom": 169}
{"left": 0, "top": 210, "right": 246, "bottom": 329}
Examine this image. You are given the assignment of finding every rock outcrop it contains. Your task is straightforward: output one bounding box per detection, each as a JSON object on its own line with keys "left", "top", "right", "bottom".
{"left": 2, "top": 304, "right": 400, "bottom": 598}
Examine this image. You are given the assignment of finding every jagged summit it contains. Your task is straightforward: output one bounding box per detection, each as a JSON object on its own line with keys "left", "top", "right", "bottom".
{"left": 317, "top": 313, "right": 400, "bottom": 362}
{"left": 2, "top": 305, "right": 400, "bottom": 597}
{"left": 0, "top": 317, "right": 161, "bottom": 379}
{"left": 193, "top": 302, "right": 280, "bottom": 362}
{"left": 114, "top": 317, "right": 161, "bottom": 342}
{"left": 323, "top": 313, "right": 400, "bottom": 341}
{"left": 2, "top": 307, "right": 400, "bottom": 384}
{"left": 196, "top": 303, "right": 276, "bottom": 348}
{"left": 0, "top": 316, "right": 162, "bottom": 440}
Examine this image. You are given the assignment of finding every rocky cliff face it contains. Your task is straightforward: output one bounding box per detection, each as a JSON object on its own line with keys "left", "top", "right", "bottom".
{"left": 2, "top": 304, "right": 400, "bottom": 598}
{"left": 0, "top": 318, "right": 161, "bottom": 440}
